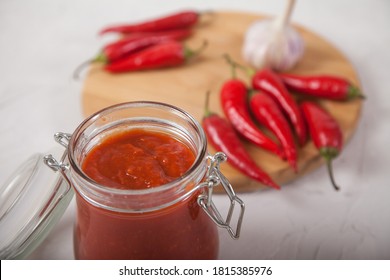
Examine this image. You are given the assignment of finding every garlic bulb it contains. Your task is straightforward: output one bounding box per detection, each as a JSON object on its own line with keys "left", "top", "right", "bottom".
{"left": 242, "top": 0, "right": 304, "bottom": 71}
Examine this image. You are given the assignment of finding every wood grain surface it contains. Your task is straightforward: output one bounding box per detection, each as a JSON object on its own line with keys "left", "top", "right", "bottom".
{"left": 81, "top": 11, "right": 363, "bottom": 192}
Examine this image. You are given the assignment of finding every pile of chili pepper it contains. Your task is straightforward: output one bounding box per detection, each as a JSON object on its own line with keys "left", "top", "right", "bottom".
{"left": 202, "top": 91, "right": 281, "bottom": 190}
{"left": 254, "top": 70, "right": 362, "bottom": 191}
{"left": 74, "top": 10, "right": 209, "bottom": 78}
{"left": 203, "top": 55, "right": 363, "bottom": 191}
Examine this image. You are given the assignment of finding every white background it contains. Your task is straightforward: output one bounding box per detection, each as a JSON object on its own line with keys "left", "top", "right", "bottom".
{"left": 0, "top": 0, "right": 389, "bottom": 260}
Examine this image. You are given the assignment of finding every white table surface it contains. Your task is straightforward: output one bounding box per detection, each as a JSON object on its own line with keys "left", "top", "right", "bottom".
{"left": 1, "top": 0, "right": 389, "bottom": 260}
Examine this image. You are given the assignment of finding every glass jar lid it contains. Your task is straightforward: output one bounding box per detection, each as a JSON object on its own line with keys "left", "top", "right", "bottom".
{"left": 0, "top": 147, "right": 73, "bottom": 259}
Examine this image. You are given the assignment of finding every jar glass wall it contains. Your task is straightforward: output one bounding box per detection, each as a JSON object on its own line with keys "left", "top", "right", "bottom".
{"left": 66, "top": 102, "right": 219, "bottom": 260}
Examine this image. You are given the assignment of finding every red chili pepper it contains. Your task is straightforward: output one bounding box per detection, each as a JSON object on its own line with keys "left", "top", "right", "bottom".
{"left": 102, "top": 29, "right": 192, "bottom": 63}
{"left": 279, "top": 73, "right": 364, "bottom": 101}
{"left": 249, "top": 91, "right": 298, "bottom": 172}
{"left": 220, "top": 79, "right": 285, "bottom": 159}
{"left": 73, "top": 29, "right": 193, "bottom": 79}
{"left": 99, "top": 10, "right": 199, "bottom": 35}
{"left": 221, "top": 55, "right": 284, "bottom": 159}
{"left": 252, "top": 68, "right": 307, "bottom": 146}
{"left": 301, "top": 101, "right": 343, "bottom": 191}
{"left": 202, "top": 92, "right": 280, "bottom": 190}
{"left": 105, "top": 40, "right": 207, "bottom": 73}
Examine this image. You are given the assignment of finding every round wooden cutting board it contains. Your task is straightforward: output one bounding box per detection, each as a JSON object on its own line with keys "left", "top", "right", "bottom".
{"left": 81, "top": 11, "right": 363, "bottom": 192}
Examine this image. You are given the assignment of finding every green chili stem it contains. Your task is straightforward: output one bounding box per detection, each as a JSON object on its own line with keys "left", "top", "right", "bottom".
{"left": 223, "top": 54, "right": 255, "bottom": 77}
{"left": 73, "top": 53, "right": 107, "bottom": 80}
{"left": 320, "top": 147, "right": 340, "bottom": 191}
{"left": 326, "top": 159, "right": 340, "bottom": 191}
{"left": 185, "top": 40, "right": 208, "bottom": 60}
{"left": 203, "top": 91, "right": 212, "bottom": 118}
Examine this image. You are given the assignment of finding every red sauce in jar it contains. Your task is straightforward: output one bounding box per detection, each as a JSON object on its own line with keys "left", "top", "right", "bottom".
{"left": 82, "top": 129, "right": 196, "bottom": 189}
{"left": 74, "top": 129, "right": 219, "bottom": 259}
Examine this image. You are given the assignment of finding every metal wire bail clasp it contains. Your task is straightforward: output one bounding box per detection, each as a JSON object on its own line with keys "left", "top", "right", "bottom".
{"left": 43, "top": 132, "right": 72, "bottom": 186}
{"left": 197, "top": 152, "right": 245, "bottom": 239}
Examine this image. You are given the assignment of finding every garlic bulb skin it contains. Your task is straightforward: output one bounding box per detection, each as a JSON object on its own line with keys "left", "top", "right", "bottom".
{"left": 242, "top": 19, "right": 305, "bottom": 71}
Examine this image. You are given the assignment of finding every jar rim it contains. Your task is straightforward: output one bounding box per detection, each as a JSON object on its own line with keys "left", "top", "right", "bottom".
{"left": 67, "top": 101, "right": 208, "bottom": 196}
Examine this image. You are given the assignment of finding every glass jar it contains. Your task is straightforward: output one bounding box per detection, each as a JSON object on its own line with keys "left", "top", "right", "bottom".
{"left": 43, "top": 101, "right": 244, "bottom": 260}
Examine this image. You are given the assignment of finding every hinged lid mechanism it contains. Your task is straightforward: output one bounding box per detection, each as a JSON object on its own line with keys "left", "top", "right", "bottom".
{"left": 0, "top": 148, "right": 73, "bottom": 259}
